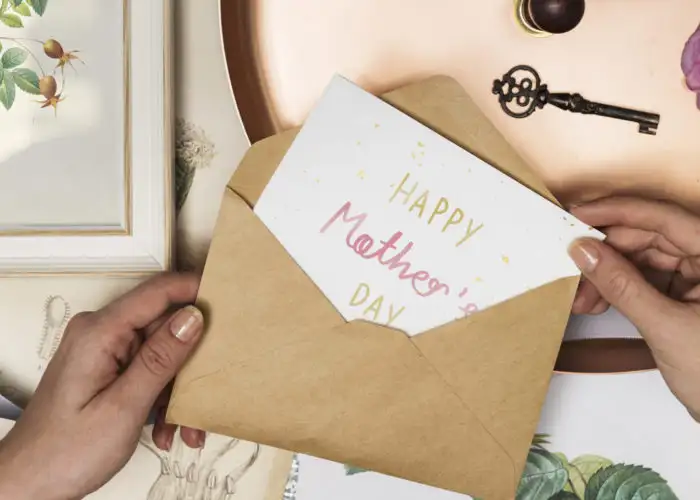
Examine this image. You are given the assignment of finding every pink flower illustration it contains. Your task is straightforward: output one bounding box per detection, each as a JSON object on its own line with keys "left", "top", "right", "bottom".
{"left": 682, "top": 23, "right": 700, "bottom": 108}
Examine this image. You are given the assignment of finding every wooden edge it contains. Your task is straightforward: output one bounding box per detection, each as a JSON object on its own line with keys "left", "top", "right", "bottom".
{"left": 221, "top": 0, "right": 277, "bottom": 143}
{"left": 555, "top": 338, "right": 656, "bottom": 374}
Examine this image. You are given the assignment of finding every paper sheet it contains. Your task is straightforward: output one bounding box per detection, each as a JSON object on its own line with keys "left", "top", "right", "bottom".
{"left": 255, "top": 76, "right": 603, "bottom": 336}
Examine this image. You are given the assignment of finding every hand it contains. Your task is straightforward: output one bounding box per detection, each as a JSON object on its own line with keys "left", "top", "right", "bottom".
{"left": 568, "top": 197, "right": 700, "bottom": 421}
{"left": 0, "top": 273, "right": 206, "bottom": 500}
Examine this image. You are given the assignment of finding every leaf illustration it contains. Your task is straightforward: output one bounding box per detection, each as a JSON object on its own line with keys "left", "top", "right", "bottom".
{"left": 12, "top": 67, "right": 39, "bottom": 94}
{"left": 563, "top": 455, "right": 613, "bottom": 498}
{"left": 0, "top": 12, "right": 22, "bottom": 27}
{"left": 615, "top": 470, "right": 665, "bottom": 500}
{"left": 532, "top": 434, "right": 551, "bottom": 448}
{"left": 585, "top": 464, "right": 678, "bottom": 500}
{"left": 26, "top": 0, "right": 46, "bottom": 15}
{"left": 344, "top": 465, "right": 367, "bottom": 476}
{"left": 631, "top": 483, "right": 678, "bottom": 500}
{"left": 596, "top": 465, "right": 649, "bottom": 499}
{"left": 175, "top": 157, "right": 195, "bottom": 213}
{"left": 0, "top": 72, "right": 16, "bottom": 110}
{"left": 585, "top": 465, "right": 621, "bottom": 500}
{"left": 551, "top": 492, "right": 580, "bottom": 500}
{"left": 516, "top": 449, "right": 568, "bottom": 500}
{"left": 11, "top": 0, "right": 22, "bottom": 6}
{"left": 0, "top": 70, "right": 3, "bottom": 87}
{"left": 1, "top": 47, "right": 27, "bottom": 68}
{"left": 0, "top": 41, "right": 3, "bottom": 52}
{"left": 13, "top": 2, "right": 30, "bottom": 15}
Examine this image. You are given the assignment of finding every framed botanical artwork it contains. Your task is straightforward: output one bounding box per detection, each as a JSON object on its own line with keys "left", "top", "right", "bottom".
{"left": 0, "top": 0, "right": 173, "bottom": 274}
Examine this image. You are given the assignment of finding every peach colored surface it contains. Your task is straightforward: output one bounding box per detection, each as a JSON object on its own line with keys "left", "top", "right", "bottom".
{"left": 238, "top": 0, "right": 700, "bottom": 210}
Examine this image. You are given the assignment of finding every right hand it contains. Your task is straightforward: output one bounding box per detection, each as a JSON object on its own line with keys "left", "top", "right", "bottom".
{"left": 567, "top": 197, "right": 700, "bottom": 421}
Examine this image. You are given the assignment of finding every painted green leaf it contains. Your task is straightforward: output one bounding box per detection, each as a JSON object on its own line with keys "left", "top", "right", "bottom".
{"left": 13, "top": 2, "right": 30, "bottom": 15}
{"left": 26, "top": 0, "right": 46, "bottom": 15}
{"left": 585, "top": 464, "right": 678, "bottom": 500}
{"left": 11, "top": 0, "right": 22, "bottom": 6}
{"left": 551, "top": 492, "right": 580, "bottom": 500}
{"left": 12, "top": 67, "right": 39, "bottom": 94}
{"left": 562, "top": 455, "right": 613, "bottom": 498}
{"left": 586, "top": 465, "right": 622, "bottom": 500}
{"left": 0, "top": 41, "right": 3, "bottom": 52}
{"left": 1, "top": 47, "right": 27, "bottom": 68}
{"left": 343, "top": 465, "right": 367, "bottom": 476}
{"left": 615, "top": 470, "right": 665, "bottom": 500}
{"left": 0, "top": 70, "right": 3, "bottom": 87}
{"left": 596, "top": 465, "right": 649, "bottom": 499}
{"left": 630, "top": 483, "right": 678, "bottom": 500}
{"left": 0, "top": 72, "right": 16, "bottom": 110}
{"left": 0, "top": 12, "right": 22, "bottom": 27}
{"left": 516, "top": 449, "right": 568, "bottom": 500}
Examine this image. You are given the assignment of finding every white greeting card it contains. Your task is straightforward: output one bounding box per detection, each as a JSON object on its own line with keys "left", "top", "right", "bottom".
{"left": 255, "top": 75, "right": 604, "bottom": 336}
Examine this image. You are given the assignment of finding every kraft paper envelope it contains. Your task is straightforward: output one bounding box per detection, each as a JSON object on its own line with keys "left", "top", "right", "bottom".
{"left": 167, "top": 76, "right": 579, "bottom": 500}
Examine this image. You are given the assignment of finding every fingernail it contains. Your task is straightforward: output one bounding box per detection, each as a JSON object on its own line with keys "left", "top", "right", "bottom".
{"left": 568, "top": 240, "right": 600, "bottom": 273}
{"left": 170, "top": 306, "right": 203, "bottom": 342}
{"left": 198, "top": 431, "right": 206, "bottom": 448}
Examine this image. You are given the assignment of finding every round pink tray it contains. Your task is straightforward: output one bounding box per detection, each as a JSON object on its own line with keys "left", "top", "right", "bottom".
{"left": 220, "top": 0, "right": 700, "bottom": 373}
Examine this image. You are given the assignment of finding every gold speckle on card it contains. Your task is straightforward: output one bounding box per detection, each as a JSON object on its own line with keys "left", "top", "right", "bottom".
{"left": 417, "top": 141, "right": 425, "bottom": 147}
{"left": 357, "top": 170, "right": 366, "bottom": 179}
{"left": 374, "top": 123, "right": 380, "bottom": 128}
{"left": 502, "top": 255, "right": 510, "bottom": 264}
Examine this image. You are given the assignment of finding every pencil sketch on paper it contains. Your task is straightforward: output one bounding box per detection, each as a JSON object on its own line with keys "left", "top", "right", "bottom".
{"left": 36, "top": 295, "right": 71, "bottom": 370}
{"left": 0, "top": 0, "right": 85, "bottom": 115}
{"left": 139, "top": 427, "right": 261, "bottom": 500}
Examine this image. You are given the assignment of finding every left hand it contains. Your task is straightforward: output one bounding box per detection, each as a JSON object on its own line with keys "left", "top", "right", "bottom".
{"left": 0, "top": 273, "right": 206, "bottom": 500}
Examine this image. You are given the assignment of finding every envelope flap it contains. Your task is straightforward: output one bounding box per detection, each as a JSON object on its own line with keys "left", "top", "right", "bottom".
{"left": 415, "top": 275, "right": 578, "bottom": 479}
{"left": 170, "top": 190, "right": 517, "bottom": 499}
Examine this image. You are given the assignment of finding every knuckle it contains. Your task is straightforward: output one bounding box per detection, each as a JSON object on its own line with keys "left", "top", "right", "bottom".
{"left": 606, "top": 271, "right": 638, "bottom": 304}
{"left": 63, "top": 311, "right": 94, "bottom": 336}
{"left": 138, "top": 340, "right": 175, "bottom": 378}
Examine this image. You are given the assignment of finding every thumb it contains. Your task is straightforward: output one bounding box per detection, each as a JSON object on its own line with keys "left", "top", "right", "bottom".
{"left": 568, "top": 238, "right": 682, "bottom": 336}
{"left": 112, "top": 305, "right": 204, "bottom": 416}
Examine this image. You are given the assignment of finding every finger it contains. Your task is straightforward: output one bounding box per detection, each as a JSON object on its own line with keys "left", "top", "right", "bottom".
{"left": 589, "top": 298, "right": 611, "bottom": 315}
{"left": 631, "top": 248, "right": 682, "bottom": 272}
{"left": 572, "top": 279, "right": 603, "bottom": 314}
{"left": 679, "top": 258, "right": 700, "bottom": 281}
{"left": 99, "top": 272, "right": 200, "bottom": 331}
{"left": 152, "top": 407, "right": 177, "bottom": 451}
{"left": 568, "top": 238, "right": 687, "bottom": 340}
{"left": 605, "top": 227, "right": 685, "bottom": 257}
{"left": 572, "top": 198, "right": 700, "bottom": 255}
{"left": 109, "top": 306, "right": 205, "bottom": 418}
{"left": 180, "top": 427, "right": 206, "bottom": 449}
{"left": 143, "top": 314, "right": 172, "bottom": 339}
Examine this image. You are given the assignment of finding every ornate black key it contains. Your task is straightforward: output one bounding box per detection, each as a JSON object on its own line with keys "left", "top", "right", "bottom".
{"left": 492, "top": 65, "right": 660, "bottom": 135}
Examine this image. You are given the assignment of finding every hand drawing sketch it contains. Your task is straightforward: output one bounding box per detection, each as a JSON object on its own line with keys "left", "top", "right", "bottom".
{"left": 36, "top": 294, "right": 71, "bottom": 370}
{"left": 139, "top": 426, "right": 261, "bottom": 500}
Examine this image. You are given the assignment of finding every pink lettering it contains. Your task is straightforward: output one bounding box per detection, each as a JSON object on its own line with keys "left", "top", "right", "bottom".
{"left": 320, "top": 202, "right": 451, "bottom": 299}
{"left": 353, "top": 234, "right": 375, "bottom": 256}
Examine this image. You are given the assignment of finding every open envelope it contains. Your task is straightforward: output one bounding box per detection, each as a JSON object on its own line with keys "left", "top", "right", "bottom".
{"left": 168, "top": 76, "right": 580, "bottom": 500}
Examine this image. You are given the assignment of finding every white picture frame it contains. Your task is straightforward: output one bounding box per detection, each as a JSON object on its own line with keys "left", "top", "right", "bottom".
{"left": 0, "top": 0, "right": 173, "bottom": 275}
